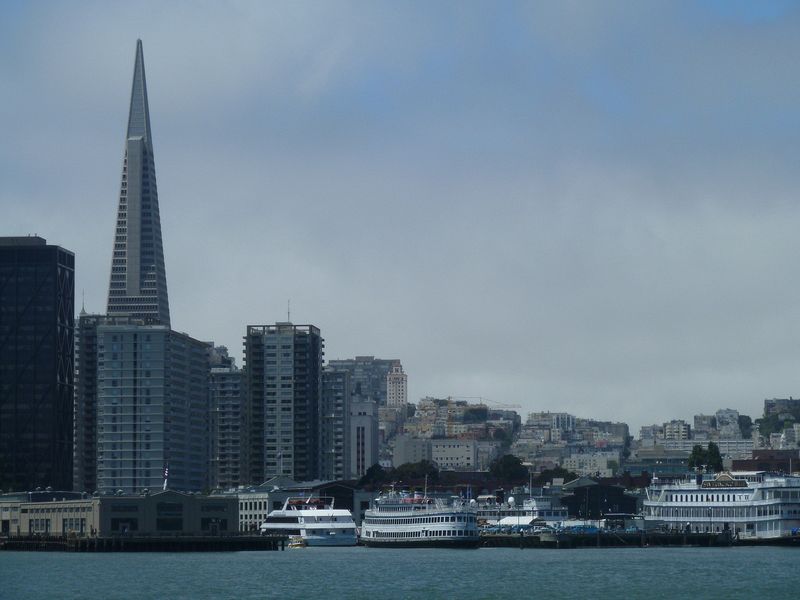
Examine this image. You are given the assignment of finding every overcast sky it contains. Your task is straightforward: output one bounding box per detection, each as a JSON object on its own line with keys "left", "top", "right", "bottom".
{"left": 3, "top": 1, "right": 800, "bottom": 431}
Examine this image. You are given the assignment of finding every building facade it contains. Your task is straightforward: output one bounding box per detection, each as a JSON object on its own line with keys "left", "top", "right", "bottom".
{"left": 764, "top": 398, "right": 800, "bottom": 418}
{"left": 0, "top": 236, "right": 75, "bottom": 492}
{"left": 95, "top": 322, "right": 211, "bottom": 494}
{"left": 431, "top": 439, "right": 478, "bottom": 470}
{"left": 392, "top": 435, "right": 433, "bottom": 467}
{"left": 561, "top": 451, "right": 619, "bottom": 478}
{"left": 350, "top": 398, "right": 379, "bottom": 478}
{"left": 715, "top": 409, "right": 741, "bottom": 439}
{"left": 663, "top": 420, "right": 691, "bottom": 441}
{"left": 320, "top": 368, "right": 350, "bottom": 481}
{"left": 386, "top": 364, "right": 408, "bottom": 407}
{"left": 106, "top": 40, "right": 170, "bottom": 326}
{"left": 326, "top": 356, "right": 401, "bottom": 406}
{"left": 244, "top": 323, "right": 323, "bottom": 483}
{"left": 0, "top": 490, "right": 236, "bottom": 537}
{"left": 661, "top": 438, "right": 754, "bottom": 458}
{"left": 209, "top": 348, "right": 243, "bottom": 490}
{"left": 693, "top": 414, "right": 716, "bottom": 436}
{"left": 73, "top": 312, "right": 106, "bottom": 493}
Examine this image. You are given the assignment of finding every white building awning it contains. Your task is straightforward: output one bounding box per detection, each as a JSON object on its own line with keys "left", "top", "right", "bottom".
{"left": 497, "top": 516, "right": 537, "bottom": 526}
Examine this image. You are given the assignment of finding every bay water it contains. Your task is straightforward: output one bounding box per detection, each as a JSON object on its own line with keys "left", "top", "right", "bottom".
{"left": 1, "top": 546, "right": 796, "bottom": 599}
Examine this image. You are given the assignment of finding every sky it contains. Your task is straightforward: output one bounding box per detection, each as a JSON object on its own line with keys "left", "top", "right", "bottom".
{"left": 3, "top": 0, "right": 800, "bottom": 431}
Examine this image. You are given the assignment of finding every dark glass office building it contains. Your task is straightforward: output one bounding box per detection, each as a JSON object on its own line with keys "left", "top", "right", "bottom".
{"left": 0, "top": 236, "right": 75, "bottom": 491}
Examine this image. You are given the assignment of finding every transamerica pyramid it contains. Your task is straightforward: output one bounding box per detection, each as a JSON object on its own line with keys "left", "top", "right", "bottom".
{"left": 107, "top": 40, "right": 170, "bottom": 326}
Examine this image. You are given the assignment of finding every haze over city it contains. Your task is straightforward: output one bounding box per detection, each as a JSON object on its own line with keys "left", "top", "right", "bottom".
{"left": 4, "top": 1, "right": 800, "bottom": 430}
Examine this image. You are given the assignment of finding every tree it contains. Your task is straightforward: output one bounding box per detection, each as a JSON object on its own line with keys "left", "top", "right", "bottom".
{"left": 688, "top": 443, "right": 723, "bottom": 472}
{"left": 358, "top": 463, "right": 388, "bottom": 487}
{"left": 492, "top": 428, "right": 508, "bottom": 442}
{"left": 706, "top": 442, "right": 723, "bottom": 472}
{"left": 687, "top": 444, "right": 705, "bottom": 469}
{"left": 489, "top": 454, "right": 528, "bottom": 482}
{"left": 738, "top": 415, "right": 753, "bottom": 439}
{"left": 463, "top": 407, "right": 488, "bottom": 423}
{"left": 755, "top": 405, "right": 800, "bottom": 438}
{"left": 393, "top": 460, "right": 439, "bottom": 483}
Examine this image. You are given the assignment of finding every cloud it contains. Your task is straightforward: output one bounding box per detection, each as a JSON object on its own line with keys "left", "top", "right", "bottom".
{"left": 3, "top": 1, "right": 800, "bottom": 430}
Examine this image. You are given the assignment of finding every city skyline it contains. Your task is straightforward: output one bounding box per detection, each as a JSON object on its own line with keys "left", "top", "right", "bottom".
{"left": 4, "top": 2, "right": 800, "bottom": 430}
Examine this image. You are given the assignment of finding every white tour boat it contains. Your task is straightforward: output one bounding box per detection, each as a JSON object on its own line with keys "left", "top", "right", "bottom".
{"left": 360, "top": 490, "right": 480, "bottom": 548}
{"left": 643, "top": 471, "right": 800, "bottom": 539}
{"left": 259, "top": 496, "right": 358, "bottom": 546}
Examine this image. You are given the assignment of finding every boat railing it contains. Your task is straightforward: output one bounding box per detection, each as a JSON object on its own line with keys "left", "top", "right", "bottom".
{"left": 284, "top": 496, "right": 335, "bottom": 510}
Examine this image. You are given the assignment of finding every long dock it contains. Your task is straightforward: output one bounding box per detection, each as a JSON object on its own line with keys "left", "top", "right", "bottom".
{"left": 0, "top": 535, "right": 287, "bottom": 552}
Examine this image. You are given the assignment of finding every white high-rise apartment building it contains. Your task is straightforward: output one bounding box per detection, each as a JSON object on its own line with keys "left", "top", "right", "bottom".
{"left": 386, "top": 364, "right": 407, "bottom": 407}
{"left": 664, "top": 419, "right": 691, "bottom": 441}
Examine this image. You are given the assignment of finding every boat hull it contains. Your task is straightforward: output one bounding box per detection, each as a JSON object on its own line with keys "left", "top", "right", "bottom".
{"left": 304, "top": 535, "right": 358, "bottom": 547}
{"left": 361, "top": 538, "right": 480, "bottom": 549}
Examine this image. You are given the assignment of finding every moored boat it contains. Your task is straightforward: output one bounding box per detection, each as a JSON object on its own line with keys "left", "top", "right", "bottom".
{"left": 360, "top": 490, "right": 480, "bottom": 548}
{"left": 643, "top": 471, "right": 800, "bottom": 539}
{"left": 259, "top": 496, "right": 357, "bottom": 546}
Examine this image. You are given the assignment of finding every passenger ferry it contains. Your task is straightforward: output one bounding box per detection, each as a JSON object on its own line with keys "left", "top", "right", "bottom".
{"left": 360, "top": 490, "right": 480, "bottom": 548}
{"left": 643, "top": 471, "right": 800, "bottom": 539}
{"left": 259, "top": 497, "right": 357, "bottom": 546}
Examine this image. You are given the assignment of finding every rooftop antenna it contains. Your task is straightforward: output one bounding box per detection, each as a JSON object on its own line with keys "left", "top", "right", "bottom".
{"left": 287, "top": 299, "right": 291, "bottom": 322}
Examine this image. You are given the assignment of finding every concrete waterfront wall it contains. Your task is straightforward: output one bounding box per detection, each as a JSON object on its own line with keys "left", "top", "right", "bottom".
{"left": 480, "top": 531, "right": 738, "bottom": 548}
{"left": 0, "top": 535, "right": 287, "bottom": 552}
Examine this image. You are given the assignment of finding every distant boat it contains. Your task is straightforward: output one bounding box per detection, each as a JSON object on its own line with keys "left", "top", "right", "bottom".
{"left": 259, "top": 497, "right": 358, "bottom": 547}
{"left": 288, "top": 536, "right": 307, "bottom": 549}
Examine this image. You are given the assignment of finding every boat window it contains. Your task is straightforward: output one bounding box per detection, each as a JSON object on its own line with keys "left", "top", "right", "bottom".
{"left": 264, "top": 516, "right": 298, "bottom": 523}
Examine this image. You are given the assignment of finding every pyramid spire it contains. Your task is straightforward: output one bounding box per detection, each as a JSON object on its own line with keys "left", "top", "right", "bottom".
{"left": 107, "top": 40, "right": 170, "bottom": 326}
{"left": 126, "top": 39, "right": 152, "bottom": 145}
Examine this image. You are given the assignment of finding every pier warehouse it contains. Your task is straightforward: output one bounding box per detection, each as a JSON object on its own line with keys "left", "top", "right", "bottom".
{"left": 0, "top": 490, "right": 237, "bottom": 537}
